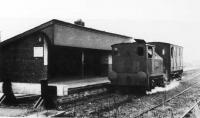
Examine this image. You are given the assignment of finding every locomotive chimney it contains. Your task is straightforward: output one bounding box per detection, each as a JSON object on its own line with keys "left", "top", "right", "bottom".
{"left": 74, "top": 19, "right": 85, "bottom": 26}
{"left": 134, "top": 39, "right": 146, "bottom": 43}
{"left": 0, "top": 31, "right": 1, "bottom": 42}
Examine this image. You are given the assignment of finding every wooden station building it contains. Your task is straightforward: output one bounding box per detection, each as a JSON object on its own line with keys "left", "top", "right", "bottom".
{"left": 0, "top": 19, "right": 131, "bottom": 84}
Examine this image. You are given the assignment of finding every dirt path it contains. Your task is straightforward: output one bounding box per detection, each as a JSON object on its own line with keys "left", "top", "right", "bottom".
{"left": 0, "top": 108, "right": 29, "bottom": 117}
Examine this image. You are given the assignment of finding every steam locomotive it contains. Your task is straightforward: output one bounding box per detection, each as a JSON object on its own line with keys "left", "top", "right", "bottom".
{"left": 108, "top": 39, "right": 183, "bottom": 91}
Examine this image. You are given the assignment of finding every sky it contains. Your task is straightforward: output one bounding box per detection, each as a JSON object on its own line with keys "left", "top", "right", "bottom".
{"left": 0, "top": 0, "right": 200, "bottom": 64}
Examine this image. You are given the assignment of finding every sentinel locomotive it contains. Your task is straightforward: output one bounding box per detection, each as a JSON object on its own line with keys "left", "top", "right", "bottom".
{"left": 108, "top": 39, "right": 183, "bottom": 91}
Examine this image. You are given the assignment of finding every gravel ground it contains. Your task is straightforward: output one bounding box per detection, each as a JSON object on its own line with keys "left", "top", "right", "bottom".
{"left": 105, "top": 70, "right": 200, "bottom": 118}
{"left": 0, "top": 96, "right": 41, "bottom": 117}
{"left": 149, "top": 85, "right": 200, "bottom": 118}
{"left": 0, "top": 69, "right": 200, "bottom": 117}
{"left": 0, "top": 107, "right": 30, "bottom": 117}
{"left": 57, "top": 69, "right": 200, "bottom": 118}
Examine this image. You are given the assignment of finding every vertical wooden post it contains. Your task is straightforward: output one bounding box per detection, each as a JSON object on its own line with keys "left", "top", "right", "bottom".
{"left": 41, "top": 80, "right": 57, "bottom": 109}
{"left": 81, "top": 51, "right": 85, "bottom": 79}
{"left": 2, "top": 79, "right": 17, "bottom": 105}
{"left": 41, "top": 80, "right": 48, "bottom": 98}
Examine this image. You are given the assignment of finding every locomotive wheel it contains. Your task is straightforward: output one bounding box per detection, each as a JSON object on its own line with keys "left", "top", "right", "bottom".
{"left": 157, "top": 77, "right": 165, "bottom": 87}
{"left": 150, "top": 79, "right": 155, "bottom": 89}
{"left": 177, "top": 73, "right": 182, "bottom": 80}
{"left": 107, "top": 85, "right": 115, "bottom": 93}
{"left": 149, "top": 77, "right": 165, "bottom": 89}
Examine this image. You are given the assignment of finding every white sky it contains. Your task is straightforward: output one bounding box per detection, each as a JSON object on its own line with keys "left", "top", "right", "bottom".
{"left": 0, "top": 0, "right": 200, "bottom": 63}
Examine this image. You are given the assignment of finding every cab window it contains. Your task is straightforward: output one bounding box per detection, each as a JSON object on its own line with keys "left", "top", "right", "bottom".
{"left": 148, "top": 46, "right": 153, "bottom": 58}
{"left": 113, "top": 47, "right": 119, "bottom": 56}
{"left": 137, "top": 47, "right": 144, "bottom": 56}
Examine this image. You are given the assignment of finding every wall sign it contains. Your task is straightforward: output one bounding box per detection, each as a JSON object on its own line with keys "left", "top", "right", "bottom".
{"left": 108, "top": 55, "right": 112, "bottom": 64}
{"left": 34, "top": 47, "right": 43, "bottom": 57}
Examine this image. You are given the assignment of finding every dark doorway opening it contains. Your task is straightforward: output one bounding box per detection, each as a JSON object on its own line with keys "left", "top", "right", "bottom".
{"left": 49, "top": 46, "right": 110, "bottom": 82}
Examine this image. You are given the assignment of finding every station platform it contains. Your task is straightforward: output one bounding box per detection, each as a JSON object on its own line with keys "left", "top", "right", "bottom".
{"left": 50, "top": 77, "right": 110, "bottom": 96}
{"left": 0, "top": 77, "right": 110, "bottom": 96}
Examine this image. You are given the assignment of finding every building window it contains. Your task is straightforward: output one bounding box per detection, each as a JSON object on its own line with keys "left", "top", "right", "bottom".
{"left": 137, "top": 47, "right": 144, "bottom": 56}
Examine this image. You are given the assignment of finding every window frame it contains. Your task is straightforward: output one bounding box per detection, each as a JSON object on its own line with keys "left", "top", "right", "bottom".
{"left": 147, "top": 46, "right": 153, "bottom": 59}
{"left": 171, "top": 47, "right": 174, "bottom": 58}
{"left": 137, "top": 46, "right": 144, "bottom": 56}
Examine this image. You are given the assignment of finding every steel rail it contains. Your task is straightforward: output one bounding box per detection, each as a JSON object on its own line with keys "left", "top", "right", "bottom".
{"left": 133, "top": 73, "right": 200, "bottom": 118}
{"left": 181, "top": 71, "right": 200, "bottom": 82}
{"left": 149, "top": 72, "right": 200, "bottom": 102}
{"left": 180, "top": 99, "right": 200, "bottom": 118}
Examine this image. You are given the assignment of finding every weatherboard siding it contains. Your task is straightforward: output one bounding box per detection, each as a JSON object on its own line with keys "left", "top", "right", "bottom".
{"left": 1, "top": 34, "right": 47, "bottom": 83}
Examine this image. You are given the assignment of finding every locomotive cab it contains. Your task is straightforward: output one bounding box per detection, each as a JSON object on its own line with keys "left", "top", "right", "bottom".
{"left": 146, "top": 44, "right": 164, "bottom": 88}
{"left": 109, "top": 39, "right": 164, "bottom": 91}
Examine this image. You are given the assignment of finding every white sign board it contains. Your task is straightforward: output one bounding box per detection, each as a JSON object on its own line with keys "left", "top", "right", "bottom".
{"left": 34, "top": 47, "right": 43, "bottom": 57}
{"left": 108, "top": 55, "right": 112, "bottom": 64}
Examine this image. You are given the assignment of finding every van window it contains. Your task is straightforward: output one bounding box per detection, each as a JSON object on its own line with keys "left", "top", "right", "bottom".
{"left": 148, "top": 46, "right": 153, "bottom": 58}
{"left": 137, "top": 47, "right": 144, "bottom": 56}
{"left": 162, "top": 49, "right": 165, "bottom": 55}
{"left": 171, "top": 47, "right": 174, "bottom": 58}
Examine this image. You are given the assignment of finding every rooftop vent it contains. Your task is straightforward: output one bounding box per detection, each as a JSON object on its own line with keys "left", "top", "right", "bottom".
{"left": 74, "top": 19, "right": 85, "bottom": 26}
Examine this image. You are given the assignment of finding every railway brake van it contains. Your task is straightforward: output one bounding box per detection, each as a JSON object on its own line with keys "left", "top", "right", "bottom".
{"left": 109, "top": 39, "right": 164, "bottom": 91}
{"left": 149, "top": 42, "right": 183, "bottom": 80}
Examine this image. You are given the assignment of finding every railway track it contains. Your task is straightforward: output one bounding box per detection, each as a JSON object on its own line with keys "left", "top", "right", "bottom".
{"left": 0, "top": 69, "right": 198, "bottom": 117}
{"left": 148, "top": 71, "right": 200, "bottom": 104}
{"left": 133, "top": 72, "right": 200, "bottom": 118}
{"left": 181, "top": 69, "right": 200, "bottom": 82}
{"left": 52, "top": 69, "right": 200, "bottom": 117}
{"left": 88, "top": 69, "right": 200, "bottom": 118}
{"left": 22, "top": 69, "right": 199, "bottom": 117}
{"left": 87, "top": 70, "right": 200, "bottom": 118}
{"left": 180, "top": 99, "right": 200, "bottom": 118}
